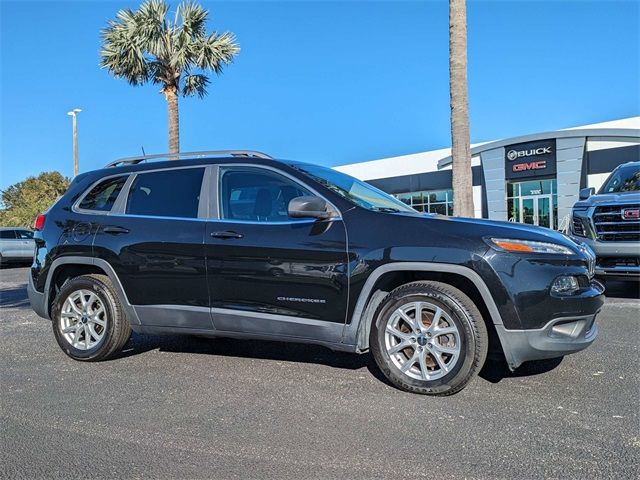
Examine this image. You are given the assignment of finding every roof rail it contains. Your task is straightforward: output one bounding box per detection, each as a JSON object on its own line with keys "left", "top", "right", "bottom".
{"left": 104, "top": 150, "right": 273, "bottom": 168}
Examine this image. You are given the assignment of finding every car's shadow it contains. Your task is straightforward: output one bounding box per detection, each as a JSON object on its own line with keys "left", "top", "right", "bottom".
{"left": 0, "top": 285, "right": 30, "bottom": 309}
{"left": 116, "top": 333, "right": 563, "bottom": 388}
{"left": 602, "top": 280, "right": 640, "bottom": 299}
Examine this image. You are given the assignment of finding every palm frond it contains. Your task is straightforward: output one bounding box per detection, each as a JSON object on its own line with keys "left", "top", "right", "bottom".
{"left": 191, "top": 32, "right": 240, "bottom": 73}
{"left": 183, "top": 74, "right": 210, "bottom": 98}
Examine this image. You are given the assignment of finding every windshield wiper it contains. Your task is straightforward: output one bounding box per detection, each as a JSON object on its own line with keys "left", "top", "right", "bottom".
{"left": 373, "top": 207, "right": 401, "bottom": 213}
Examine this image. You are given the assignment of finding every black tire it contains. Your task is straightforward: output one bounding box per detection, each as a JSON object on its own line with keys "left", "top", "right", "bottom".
{"left": 51, "top": 274, "right": 131, "bottom": 361}
{"left": 370, "top": 281, "right": 488, "bottom": 396}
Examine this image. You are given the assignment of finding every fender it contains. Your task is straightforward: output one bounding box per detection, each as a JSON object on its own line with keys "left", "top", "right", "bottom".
{"left": 341, "top": 262, "right": 505, "bottom": 351}
{"left": 42, "top": 256, "right": 141, "bottom": 325}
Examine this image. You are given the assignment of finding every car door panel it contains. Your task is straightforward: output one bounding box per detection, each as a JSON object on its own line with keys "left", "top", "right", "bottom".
{"left": 205, "top": 166, "right": 350, "bottom": 337}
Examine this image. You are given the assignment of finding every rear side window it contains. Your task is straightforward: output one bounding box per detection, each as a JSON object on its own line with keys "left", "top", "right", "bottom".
{"left": 0, "top": 230, "right": 16, "bottom": 239}
{"left": 126, "top": 168, "right": 204, "bottom": 219}
{"left": 16, "top": 230, "right": 33, "bottom": 239}
{"left": 79, "top": 176, "right": 127, "bottom": 212}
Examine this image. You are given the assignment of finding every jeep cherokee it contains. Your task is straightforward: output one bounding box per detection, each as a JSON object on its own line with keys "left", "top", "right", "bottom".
{"left": 28, "top": 151, "right": 604, "bottom": 395}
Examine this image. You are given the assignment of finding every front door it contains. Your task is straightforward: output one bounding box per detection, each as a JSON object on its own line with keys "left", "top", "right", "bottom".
{"left": 205, "top": 166, "right": 349, "bottom": 340}
{"left": 519, "top": 195, "right": 553, "bottom": 228}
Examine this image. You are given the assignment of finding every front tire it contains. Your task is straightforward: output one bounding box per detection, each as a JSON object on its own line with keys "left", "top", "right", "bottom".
{"left": 51, "top": 274, "right": 131, "bottom": 361}
{"left": 370, "top": 281, "right": 488, "bottom": 396}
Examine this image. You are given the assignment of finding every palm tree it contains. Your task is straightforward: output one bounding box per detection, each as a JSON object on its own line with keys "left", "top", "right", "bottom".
{"left": 449, "top": 0, "right": 474, "bottom": 217}
{"left": 100, "top": 0, "right": 239, "bottom": 155}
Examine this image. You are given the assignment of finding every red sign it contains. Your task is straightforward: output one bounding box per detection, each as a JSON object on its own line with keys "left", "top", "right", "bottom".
{"left": 622, "top": 208, "right": 640, "bottom": 220}
{"left": 512, "top": 160, "right": 547, "bottom": 172}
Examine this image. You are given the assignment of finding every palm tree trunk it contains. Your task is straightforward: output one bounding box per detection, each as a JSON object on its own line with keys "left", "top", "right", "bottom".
{"left": 165, "top": 86, "right": 180, "bottom": 156}
{"left": 449, "top": 0, "right": 474, "bottom": 217}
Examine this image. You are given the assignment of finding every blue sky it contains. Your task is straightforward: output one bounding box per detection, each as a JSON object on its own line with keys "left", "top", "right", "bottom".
{"left": 1, "top": 0, "right": 638, "bottom": 190}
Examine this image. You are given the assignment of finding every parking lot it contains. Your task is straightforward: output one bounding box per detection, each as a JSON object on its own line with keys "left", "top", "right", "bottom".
{"left": 1, "top": 266, "right": 638, "bottom": 479}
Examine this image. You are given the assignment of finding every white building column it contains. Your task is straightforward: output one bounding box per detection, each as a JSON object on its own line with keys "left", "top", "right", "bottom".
{"left": 480, "top": 147, "right": 507, "bottom": 221}
{"left": 555, "top": 137, "right": 586, "bottom": 227}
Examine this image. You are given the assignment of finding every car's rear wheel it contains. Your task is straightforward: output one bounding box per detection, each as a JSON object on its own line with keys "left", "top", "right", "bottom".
{"left": 51, "top": 274, "right": 131, "bottom": 361}
{"left": 370, "top": 281, "right": 488, "bottom": 396}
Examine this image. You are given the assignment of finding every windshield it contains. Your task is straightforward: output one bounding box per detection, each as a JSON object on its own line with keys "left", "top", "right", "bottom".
{"left": 599, "top": 164, "right": 640, "bottom": 193}
{"left": 292, "top": 164, "right": 418, "bottom": 213}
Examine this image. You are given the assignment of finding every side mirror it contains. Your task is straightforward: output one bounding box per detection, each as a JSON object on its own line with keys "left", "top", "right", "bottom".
{"left": 579, "top": 187, "right": 595, "bottom": 200}
{"left": 288, "top": 196, "right": 332, "bottom": 220}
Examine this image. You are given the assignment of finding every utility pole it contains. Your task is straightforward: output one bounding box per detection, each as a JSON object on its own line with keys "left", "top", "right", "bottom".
{"left": 67, "top": 108, "right": 82, "bottom": 176}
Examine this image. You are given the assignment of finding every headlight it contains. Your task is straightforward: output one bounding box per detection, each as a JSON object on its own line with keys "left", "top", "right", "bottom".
{"left": 551, "top": 275, "right": 580, "bottom": 295}
{"left": 488, "top": 238, "right": 575, "bottom": 255}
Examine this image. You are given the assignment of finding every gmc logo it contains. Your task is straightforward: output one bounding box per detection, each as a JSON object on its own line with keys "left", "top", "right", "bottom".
{"left": 622, "top": 208, "right": 640, "bottom": 220}
{"left": 512, "top": 160, "right": 547, "bottom": 172}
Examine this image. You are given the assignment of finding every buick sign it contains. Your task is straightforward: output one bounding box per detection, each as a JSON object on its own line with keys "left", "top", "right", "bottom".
{"left": 506, "top": 146, "right": 552, "bottom": 161}
{"left": 505, "top": 139, "right": 557, "bottom": 179}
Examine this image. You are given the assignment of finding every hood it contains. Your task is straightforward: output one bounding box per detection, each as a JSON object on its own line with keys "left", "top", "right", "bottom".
{"left": 574, "top": 191, "right": 640, "bottom": 209}
{"left": 392, "top": 211, "right": 581, "bottom": 252}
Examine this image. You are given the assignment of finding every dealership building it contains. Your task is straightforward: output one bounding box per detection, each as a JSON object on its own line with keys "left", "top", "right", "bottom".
{"left": 335, "top": 117, "right": 640, "bottom": 231}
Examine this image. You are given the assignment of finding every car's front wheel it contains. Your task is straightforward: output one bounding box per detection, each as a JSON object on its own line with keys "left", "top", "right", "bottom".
{"left": 370, "top": 281, "right": 488, "bottom": 396}
{"left": 51, "top": 274, "right": 131, "bottom": 361}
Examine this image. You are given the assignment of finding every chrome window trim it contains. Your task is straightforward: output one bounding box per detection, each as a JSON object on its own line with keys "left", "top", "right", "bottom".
{"left": 214, "top": 163, "right": 342, "bottom": 223}
{"left": 72, "top": 163, "right": 342, "bottom": 225}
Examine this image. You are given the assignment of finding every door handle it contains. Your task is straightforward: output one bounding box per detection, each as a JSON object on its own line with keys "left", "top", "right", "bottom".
{"left": 103, "top": 226, "right": 130, "bottom": 234}
{"left": 211, "top": 230, "right": 244, "bottom": 240}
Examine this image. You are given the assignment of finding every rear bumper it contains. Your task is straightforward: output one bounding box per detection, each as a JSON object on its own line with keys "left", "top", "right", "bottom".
{"left": 496, "top": 312, "right": 599, "bottom": 370}
{"left": 27, "top": 272, "right": 49, "bottom": 320}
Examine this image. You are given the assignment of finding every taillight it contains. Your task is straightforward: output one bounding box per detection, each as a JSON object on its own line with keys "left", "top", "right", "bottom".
{"left": 34, "top": 213, "right": 46, "bottom": 231}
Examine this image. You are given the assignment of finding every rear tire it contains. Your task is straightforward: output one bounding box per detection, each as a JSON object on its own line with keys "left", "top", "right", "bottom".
{"left": 370, "top": 281, "right": 488, "bottom": 396}
{"left": 51, "top": 274, "right": 131, "bottom": 361}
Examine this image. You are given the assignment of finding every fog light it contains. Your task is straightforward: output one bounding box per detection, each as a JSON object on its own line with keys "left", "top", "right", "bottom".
{"left": 551, "top": 275, "right": 580, "bottom": 295}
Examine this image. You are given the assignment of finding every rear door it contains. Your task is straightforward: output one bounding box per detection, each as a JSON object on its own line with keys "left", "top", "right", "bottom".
{"left": 0, "top": 230, "right": 19, "bottom": 258}
{"left": 15, "top": 230, "right": 35, "bottom": 258}
{"left": 205, "top": 165, "right": 349, "bottom": 341}
{"left": 92, "top": 166, "right": 211, "bottom": 330}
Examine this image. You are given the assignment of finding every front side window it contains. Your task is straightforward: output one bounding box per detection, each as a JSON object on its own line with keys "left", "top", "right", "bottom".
{"left": 219, "top": 167, "right": 310, "bottom": 222}
{"left": 126, "top": 168, "right": 204, "bottom": 218}
{"left": 79, "top": 176, "right": 127, "bottom": 212}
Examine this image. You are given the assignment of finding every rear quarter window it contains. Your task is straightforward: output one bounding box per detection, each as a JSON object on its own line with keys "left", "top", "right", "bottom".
{"left": 79, "top": 176, "right": 128, "bottom": 211}
{"left": 126, "top": 168, "right": 204, "bottom": 219}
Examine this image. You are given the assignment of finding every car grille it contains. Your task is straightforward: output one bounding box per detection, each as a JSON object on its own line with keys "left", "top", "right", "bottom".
{"left": 593, "top": 204, "right": 640, "bottom": 242}
{"left": 572, "top": 216, "right": 585, "bottom": 236}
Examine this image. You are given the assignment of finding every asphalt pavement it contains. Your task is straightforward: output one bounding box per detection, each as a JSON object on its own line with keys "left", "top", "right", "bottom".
{"left": 1, "top": 266, "right": 639, "bottom": 479}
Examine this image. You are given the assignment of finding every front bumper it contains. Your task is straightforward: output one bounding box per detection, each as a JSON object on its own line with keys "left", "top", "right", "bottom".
{"left": 27, "top": 272, "right": 49, "bottom": 320}
{"left": 496, "top": 311, "right": 600, "bottom": 370}
{"left": 573, "top": 236, "right": 640, "bottom": 279}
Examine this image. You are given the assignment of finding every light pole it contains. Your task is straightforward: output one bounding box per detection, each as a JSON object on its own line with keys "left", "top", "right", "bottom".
{"left": 67, "top": 108, "right": 82, "bottom": 176}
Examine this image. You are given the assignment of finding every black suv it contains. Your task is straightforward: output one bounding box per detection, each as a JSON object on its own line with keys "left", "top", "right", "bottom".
{"left": 28, "top": 151, "right": 604, "bottom": 395}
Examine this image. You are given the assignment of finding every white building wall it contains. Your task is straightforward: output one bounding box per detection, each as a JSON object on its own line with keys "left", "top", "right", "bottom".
{"left": 588, "top": 173, "right": 609, "bottom": 191}
{"left": 555, "top": 137, "right": 586, "bottom": 226}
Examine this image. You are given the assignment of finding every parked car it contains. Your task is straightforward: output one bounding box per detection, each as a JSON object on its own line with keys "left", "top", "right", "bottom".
{"left": 571, "top": 161, "right": 640, "bottom": 282}
{"left": 0, "top": 227, "right": 35, "bottom": 265}
{"left": 28, "top": 151, "right": 603, "bottom": 395}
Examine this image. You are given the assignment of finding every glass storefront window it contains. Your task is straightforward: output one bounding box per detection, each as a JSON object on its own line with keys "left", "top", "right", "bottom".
{"left": 507, "top": 179, "right": 558, "bottom": 229}
{"left": 393, "top": 189, "right": 454, "bottom": 216}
